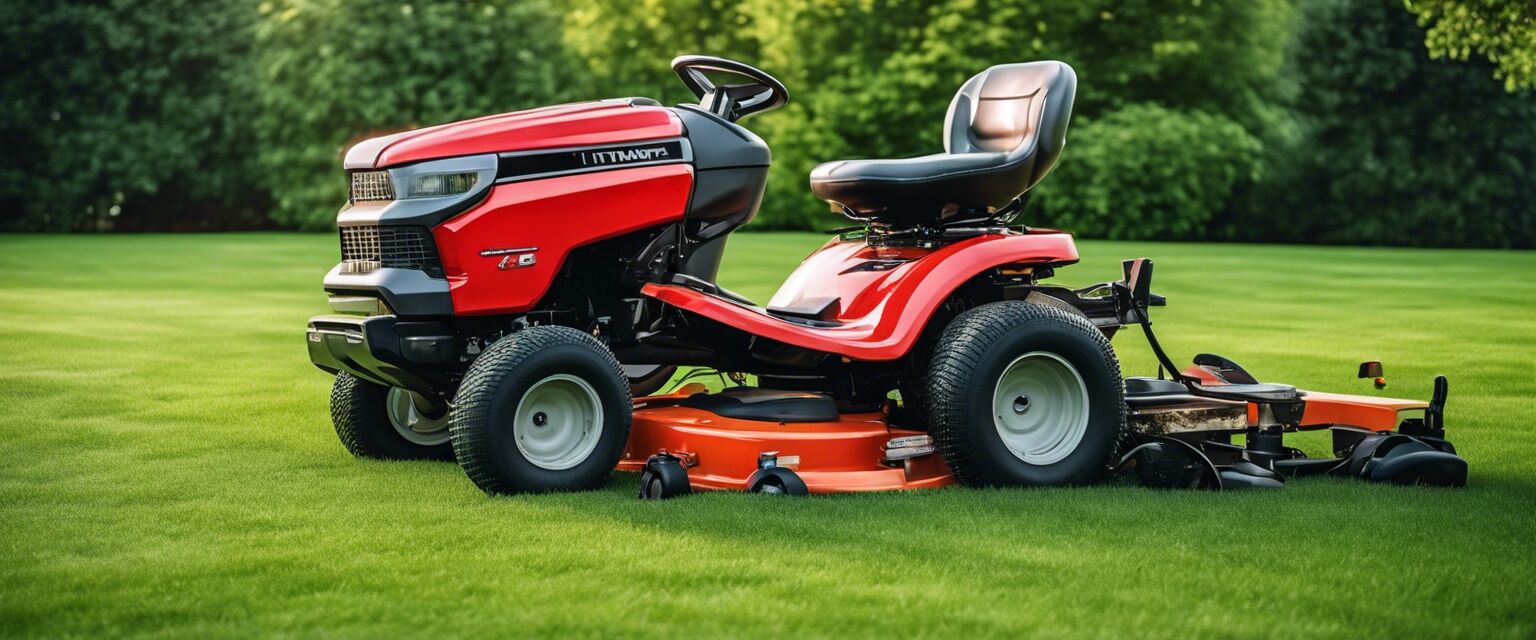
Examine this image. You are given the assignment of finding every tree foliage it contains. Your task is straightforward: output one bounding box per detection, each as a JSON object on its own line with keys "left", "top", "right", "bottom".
{"left": 252, "top": 0, "right": 574, "bottom": 229}
{"left": 1035, "top": 105, "right": 1264, "bottom": 240}
{"left": 564, "top": 0, "right": 1294, "bottom": 233}
{"left": 1246, "top": 0, "right": 1536, "bottom": 248}
{"left": 2, "top": 0, "right": 1531, "bottom": 248}
{"left": 0, "top": 0, "right": 263, "bottom": 232}
{"left": 1405, "top": 0, "right": 1536, "bottom": 92}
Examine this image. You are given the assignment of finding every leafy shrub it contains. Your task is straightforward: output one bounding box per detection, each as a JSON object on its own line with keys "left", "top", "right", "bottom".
{"left": 1243, "top": 0, "right": 1536, "bottom": 248}
{"left": 0, "top": 0, "right": 263, "bottom": 232}
{"left": 5, "top": 0, "right": 1531, "bottom": 249}
{"left": 1031, "top": 105, "right": 1263, "bottom": 240}
{"left": 251, "top": 0, "right": 574, "bottom": 230}
{"left": 564, "top": 0, "right": 1294, "bottom": 232}
{"left": 1406, "top": 0, "right": 1536, "bottom": 92}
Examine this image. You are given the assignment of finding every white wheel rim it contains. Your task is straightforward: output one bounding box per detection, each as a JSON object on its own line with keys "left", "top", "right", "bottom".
{"left": 513, "top": 374, "right": 604, "bottom": 470}
{"left": 386, "top": 387, "right": 451, "bottom": 446}
{"left": 992, "top": 351, "right": 1091, "bottom": 465}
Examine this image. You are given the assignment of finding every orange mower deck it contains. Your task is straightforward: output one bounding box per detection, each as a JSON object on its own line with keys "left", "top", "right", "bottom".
{"left": 617, "top": 391, "right": 954, "bottom": 493}
{"left": 614, "top": 382, "right": 1435, "bottom": 495}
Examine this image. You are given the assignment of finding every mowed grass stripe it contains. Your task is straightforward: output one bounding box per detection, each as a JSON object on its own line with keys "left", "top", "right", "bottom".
{"left": 0, "top": 232, "right": 1532, "bottom": 638}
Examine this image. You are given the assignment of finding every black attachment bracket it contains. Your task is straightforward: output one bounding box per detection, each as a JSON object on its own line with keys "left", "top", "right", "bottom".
{"left": 1399, "top": 375, "right": 1450, "bottom": 440}
{"left": 1115, "top": 259, "right": 1186, "bottom": 382}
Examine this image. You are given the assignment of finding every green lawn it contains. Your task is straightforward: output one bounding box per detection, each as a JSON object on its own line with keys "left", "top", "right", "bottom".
{"left": 2, "top": 232, "right": 1533, "bottom": 638}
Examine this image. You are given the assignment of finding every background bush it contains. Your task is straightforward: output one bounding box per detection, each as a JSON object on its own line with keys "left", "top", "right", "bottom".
{"left": 2, "top": 0, "right": 1531, "bottom": 247}
{"left": 1242, "top": 0, "right": 1536, "bottom": 248}
{"left": 253, "top": 0, "right": 574, "bottom": 230}
{"left": 1033, "top": 106, "right": 1264, "bottom": 240}
{"left": 0, "top": 0, "right": 264, "bottom": 232}
{"left": 563, "top": 0, "right": 1295, "bottom": 232}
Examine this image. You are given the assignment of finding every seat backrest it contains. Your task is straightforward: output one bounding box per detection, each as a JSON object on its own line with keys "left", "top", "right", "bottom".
{"left": 943, "top": 61, "right": 1076, "bottom": 187}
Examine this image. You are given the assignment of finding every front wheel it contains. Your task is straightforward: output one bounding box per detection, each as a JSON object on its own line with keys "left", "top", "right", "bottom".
{"left": 450, "top": 326, "right": 632, "bottom": 495}
{"left": 330, "top": 373, "right": 454, "bottom": 461}
{"left": 926, "top": 302, "right": 1126, "bottom": 487}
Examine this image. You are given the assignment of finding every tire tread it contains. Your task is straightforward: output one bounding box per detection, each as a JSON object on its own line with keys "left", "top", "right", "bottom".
{"left": 450, "top": 326, "right": 631, "bottom": 495}
{"left": 926, "top": 301, "right": 1127, "bottom": 486}
{"left": 330, "top": 372, "right": 454, "bottom": 461}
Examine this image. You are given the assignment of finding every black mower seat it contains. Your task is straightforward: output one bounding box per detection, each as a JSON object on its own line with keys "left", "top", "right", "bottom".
{"left": 809, "top": 61, "right": 1076, "bottom": 224}
{"left": 681, "top": 387, "right": 841, "bottom": 423}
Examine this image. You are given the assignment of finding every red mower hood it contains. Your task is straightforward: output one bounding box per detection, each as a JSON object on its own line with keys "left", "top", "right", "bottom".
{"left": 343, "top": 100, "right": 684, "bottom": 169}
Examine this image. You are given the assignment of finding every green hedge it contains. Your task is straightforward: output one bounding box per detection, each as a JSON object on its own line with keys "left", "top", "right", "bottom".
{"left": 560, "top": 0, "right": 1294, "bottom": 233}
{"left": 1032, "top": 105, "right": 1264, "bottom": 240}
{"left": 252, "top": 0, "right": 575, "bottom": 230}
{"left": 0, "top": 0, "right": 264, "bottom": 232}
{"left": 1242, "top": 0, "right": 1536, "bottom": 248}
{"left": 3, "top": 0, "right": 1532, "bottom": 247}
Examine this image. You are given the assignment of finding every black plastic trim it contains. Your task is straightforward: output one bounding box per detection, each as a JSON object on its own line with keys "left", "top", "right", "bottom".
{"left": 323, "top": 265, "right": 453, "bottom": 316}
{"left": 674, "top": 106, "right": 771, "bottom": 169}
{"left": 306, "top": 315, "right": 457, "bottom": 395}
{"left": 680, "top": 387, "right": 840, "bottom": 423}
{"left": 495, "top": 138, "right": 692, "bottom": 183}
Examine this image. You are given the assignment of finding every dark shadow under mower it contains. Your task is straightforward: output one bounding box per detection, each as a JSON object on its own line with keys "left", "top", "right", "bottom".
{"left": 1110, "top": 261, "right": 1467, "bottom": 491}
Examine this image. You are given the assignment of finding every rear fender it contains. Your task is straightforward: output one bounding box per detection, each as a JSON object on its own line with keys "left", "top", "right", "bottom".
{"left": 643, "top": 231, "right": 1079, "bottom": 361}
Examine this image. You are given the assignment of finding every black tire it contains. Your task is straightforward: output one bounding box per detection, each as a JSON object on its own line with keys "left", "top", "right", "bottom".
{"left": 330, "top": 372, "right": 455, "bottom": 461}
{"left": 896, "top": 298, "right": 970, "bottom": 428}
{"left": 926, "top": 301, "right": 1126, "bottom": 487}
{"left": 624, "top": 364, "right": 678, "bottom": 397}
{"left": 450, "top": 326, "right": 632, "bottom": 495}
{"left": 638, "top": 455, "right": 692, "bottom": 500}
{"left": 747, "top": 467, "right": 809, "bottom": 495}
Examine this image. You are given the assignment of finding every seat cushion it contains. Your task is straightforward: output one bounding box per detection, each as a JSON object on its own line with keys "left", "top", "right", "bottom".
{"left": 809, "top": 152, "right": 1033, "bottom": 224}
{"left": 809, "top": 61, "right": 1076, "bottom": 225}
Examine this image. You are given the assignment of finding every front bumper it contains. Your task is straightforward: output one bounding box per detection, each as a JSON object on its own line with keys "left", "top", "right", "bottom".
{"left": 306, "top": 315, "right": 458, "bottom": 395}
{"left": 323, "top": 265, "right": 454, "bottom": 317}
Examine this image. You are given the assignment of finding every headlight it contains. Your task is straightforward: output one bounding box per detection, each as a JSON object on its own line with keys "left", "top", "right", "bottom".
{"left": 406, "top": 172, "right": 478, "bottom": 199}
{"left": 360, "top": 154, "right": 497, "bottom": 204}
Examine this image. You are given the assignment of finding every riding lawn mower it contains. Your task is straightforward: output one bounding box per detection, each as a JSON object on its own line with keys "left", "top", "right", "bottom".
{"left": 306, "top": 56, "right": 1467, "bottom": 498}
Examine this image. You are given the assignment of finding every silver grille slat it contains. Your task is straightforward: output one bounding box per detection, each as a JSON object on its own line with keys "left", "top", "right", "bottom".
{"left": 349, "top": 171, "right": 394, "bottom": 202}
{"left": 339, "top": 226, "right": 439, "bottom": 274}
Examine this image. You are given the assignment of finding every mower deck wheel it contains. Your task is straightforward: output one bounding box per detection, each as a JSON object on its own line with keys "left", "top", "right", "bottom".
{"left": 450, "top": 326, "right": 632, "bottom": 495}
{"left": 927, "top": 302, "right": 1127, "bottom": 487}
{"left": 330, "top": 372, "right": 455, "bottom": 461}
{"left": 748, "top": 467, "right": 809, "bottom": 496}
{"left": 639, "top": 455, "right": 692, "bottom": 500}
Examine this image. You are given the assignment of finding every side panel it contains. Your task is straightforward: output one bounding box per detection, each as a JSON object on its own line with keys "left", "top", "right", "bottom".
{"left": 642, "top": 232, "right": 1081, "bottom": 361}
{"left": 435, "top": 164, "right": 694, "bottom": 316}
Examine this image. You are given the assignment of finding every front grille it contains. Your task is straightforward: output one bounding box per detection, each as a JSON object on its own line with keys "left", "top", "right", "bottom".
{"left": 339, "top": 225, "right": 442, "bottom": 276}
{"left": 349, "top": 171, "right": 394, "bottom": 202}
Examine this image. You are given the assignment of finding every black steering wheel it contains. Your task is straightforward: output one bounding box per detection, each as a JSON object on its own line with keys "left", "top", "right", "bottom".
{"left": 671, "top": 55, "right": 788, "bottom": 123}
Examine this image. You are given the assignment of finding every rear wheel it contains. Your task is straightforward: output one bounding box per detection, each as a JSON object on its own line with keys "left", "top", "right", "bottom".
{"left": 926, "top": 302, "right": 1126, "bottom": 487}
{"left": 330, "top": 373, "right": 454, "bottom": 461}
{"left": 450, "top": 326, "right": 632, "bottom": 495}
